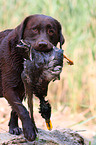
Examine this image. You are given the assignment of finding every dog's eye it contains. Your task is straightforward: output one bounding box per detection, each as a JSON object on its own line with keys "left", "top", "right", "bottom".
{"left": 48, "top": 29, "right": 54, "bottom": 35}
{"left": 32, "top": 27, "right": 38, "bottom": 33}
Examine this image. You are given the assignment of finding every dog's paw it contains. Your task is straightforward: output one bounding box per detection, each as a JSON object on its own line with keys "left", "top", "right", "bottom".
{"left": 9, "top": 127, "right": 23, "bottom": 135}
{"left": 23, "top": 124, "right": 36, "bottom": 141}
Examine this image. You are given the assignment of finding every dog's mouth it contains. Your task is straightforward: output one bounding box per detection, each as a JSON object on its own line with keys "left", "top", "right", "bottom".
{"left": 23, "top": 39, "right": 53, "bottom": 52}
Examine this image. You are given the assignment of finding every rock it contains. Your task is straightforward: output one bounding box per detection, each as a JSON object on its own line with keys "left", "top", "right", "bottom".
{"left": 0, "top": 128, "right": 85, "bottom": 145}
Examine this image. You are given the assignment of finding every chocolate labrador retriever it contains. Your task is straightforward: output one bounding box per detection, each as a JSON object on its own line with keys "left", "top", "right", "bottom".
{"left": 0, "top": 14, "right": 64, "bottom": 141}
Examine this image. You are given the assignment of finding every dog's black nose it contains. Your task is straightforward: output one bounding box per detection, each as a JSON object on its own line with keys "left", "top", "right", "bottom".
{"left": 38, "top": 41, "right": 48, "bottom": 49}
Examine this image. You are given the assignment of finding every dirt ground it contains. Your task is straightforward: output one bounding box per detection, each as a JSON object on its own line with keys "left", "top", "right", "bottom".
{"left": 0, "top": 98, "right": 95, "bottom": 143}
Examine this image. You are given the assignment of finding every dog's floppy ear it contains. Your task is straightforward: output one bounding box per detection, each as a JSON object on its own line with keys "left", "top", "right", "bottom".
{"left": 15, "top": 16, "right": 31, "bottom": 40}
{"left": 58, "top": 22, "right": 65, "bottom": 49}
{"left": 8, "top": 16, "right": 31, "bottom": 54}
{"left": 59, "top": 31, "right": 65, "bottom": 49}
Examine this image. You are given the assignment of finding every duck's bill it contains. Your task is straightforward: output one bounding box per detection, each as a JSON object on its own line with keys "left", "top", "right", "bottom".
{"left": 45, "top": 119, "right": 52, "bottom": 130}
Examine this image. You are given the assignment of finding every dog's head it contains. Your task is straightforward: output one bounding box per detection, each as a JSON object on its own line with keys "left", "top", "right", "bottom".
{"left": 16, "top": 14, "right": 65, "bottom": 52}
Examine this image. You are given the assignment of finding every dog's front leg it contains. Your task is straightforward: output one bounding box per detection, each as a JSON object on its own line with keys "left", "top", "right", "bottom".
{"left": 4, "top": 87, "right": 36, "bottom": 141}
{"left": 8, "top": 110, "right": 22, "bottom": 135}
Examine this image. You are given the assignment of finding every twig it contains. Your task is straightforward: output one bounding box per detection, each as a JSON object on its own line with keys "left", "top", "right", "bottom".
{"left": 63, "top": 54, "right": 74, "bottom": 65}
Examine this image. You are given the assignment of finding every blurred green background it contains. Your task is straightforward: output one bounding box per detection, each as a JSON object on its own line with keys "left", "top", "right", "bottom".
{"left": 0, "top": 0, "right": 96, "bottom": 115}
